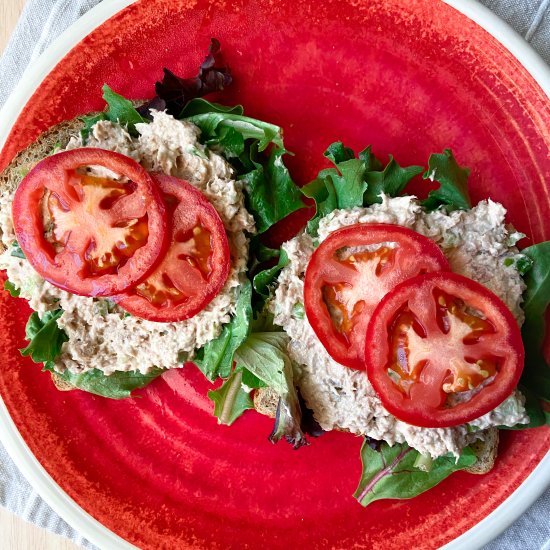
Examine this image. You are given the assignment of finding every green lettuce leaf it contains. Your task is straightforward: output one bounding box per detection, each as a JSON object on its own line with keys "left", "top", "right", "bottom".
{"left": 43, "top": 363, "right": 164, "bottom": 400}
{"left": 234, "top": 331, "right": 306, "bottom": 448}
{"left": 20, "top": 310, "right": 68, "bottom": 363}
{"left": 180, "top": 98, "right": 306, "bottom": 233}
{"left": 183, "top": 104, "right": 283, "bottom": 153}
{"left": 518, "top": 242, "right": 550, "bottom": 422}
{"left": 303, "top": 142, "right": 424, "bottom": 236}
{"left": 240, "top": 146, "right": 305, "bottom": 233}
{"left": 4, "top": 280, "right": 20, "bottom": 297}
{"left": 323, "top": 142, "right": 367, "bottom": 208}
{"left": 353, "top": 440, "right": 476, "bottom": 507}
{"left": 10, "top": 240, "right": 26, "bottom": 259}
{"left": 363, "top": 156, "right": 423, "bottom": 205}
{"left": 253, "top": 249, "right": 289, "bottom": 299}
{"left": 81, "top": 84, "right": 146, "bottom": 141}
{"left": 301, "top": 170, "right": 339, "bottom": 236}
{"left": 20, "top": 308, "right": 162, "bottom": 399}
{"left": 422, "top": 149, "right": 471, "bottom": 211}
{"left": 194, "top": 281, "right": 252, "bottom": 381}
{"left": 208, "top": 369, "right": 254, "bottom": 425}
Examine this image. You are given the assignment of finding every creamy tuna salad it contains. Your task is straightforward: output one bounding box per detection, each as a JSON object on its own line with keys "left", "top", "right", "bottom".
{"left": 272, "top": 195, "right": 530, "bottom": 457}
{"left": 0, "top": 112, "right": 255, "bottom": 375}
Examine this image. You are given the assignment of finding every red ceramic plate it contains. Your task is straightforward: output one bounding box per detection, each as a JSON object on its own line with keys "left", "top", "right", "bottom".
{"left": 0, "top": 1, "right": 549, "bottom": 548}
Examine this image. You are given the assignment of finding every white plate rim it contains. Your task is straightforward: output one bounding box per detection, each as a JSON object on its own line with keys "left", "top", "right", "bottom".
{"left": 0, "top": 1, "right": 548, "bottom": 549}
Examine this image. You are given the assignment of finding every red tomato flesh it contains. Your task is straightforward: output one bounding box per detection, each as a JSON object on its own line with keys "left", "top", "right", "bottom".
{"left": 365, "top": 272, "right": 524, "bottom": 428}
{"left": 304, "top": 224, "right": 450, "bottom": 369}
{"left": 115, "top": 174, "right": 230, "bottom": 322}
{"left": 12, "top": 148, "right": 168, "bottom": 297}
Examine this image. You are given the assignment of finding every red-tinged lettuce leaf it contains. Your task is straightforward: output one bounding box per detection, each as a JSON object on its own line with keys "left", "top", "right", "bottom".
{"left": 138, "top": 38, "right": 232, "bottom": 118}
{"left": 353, "top": 439, "right": 476, "bottom": 507}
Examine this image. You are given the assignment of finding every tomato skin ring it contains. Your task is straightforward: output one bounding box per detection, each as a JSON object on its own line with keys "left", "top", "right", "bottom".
{"left": 115, "top": 174, "right": 231, "bottom": 323}
{"left": 304, "top": 223, "right": 450, "bottom": 370}
{"left": 12, "top": 148, "right": 168, "bottom": 297}
{"left": 365, "top": 271, "right": 525, "bottom": 428}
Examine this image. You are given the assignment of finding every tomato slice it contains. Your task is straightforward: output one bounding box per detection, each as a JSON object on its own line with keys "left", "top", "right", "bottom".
{"left": 304, "top": 224, "right": 450, "bottom": 369}
{"left": 115, "top": 174, "right": 230, "bottom": 322}
{"left": 12, "top": 148, "right": 168, "bottom": 297}
{"left": 365, "top": 272, "right": 524, "bottom": 428}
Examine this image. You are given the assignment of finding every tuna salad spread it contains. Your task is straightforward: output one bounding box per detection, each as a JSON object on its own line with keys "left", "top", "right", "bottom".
{"left": 1, "top": 40, "right": 549, "bottom": 509}
{"left": 272, "top": 195, "right": 528, "bottom": 458}
{"left": 1, "top": 112, "right": 254, "bottom": 375}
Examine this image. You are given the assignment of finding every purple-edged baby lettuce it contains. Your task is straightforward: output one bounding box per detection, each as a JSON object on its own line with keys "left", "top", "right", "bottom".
{"left": 354, "top": 439, "right": 476, "bottom": 507}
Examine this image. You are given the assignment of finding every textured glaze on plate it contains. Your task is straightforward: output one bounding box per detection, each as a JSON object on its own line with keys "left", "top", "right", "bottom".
{"left": 0, "top": 0, "right": 549, "bottom": 548}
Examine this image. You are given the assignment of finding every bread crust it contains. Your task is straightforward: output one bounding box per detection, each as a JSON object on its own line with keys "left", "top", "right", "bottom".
{"left": 464, "top": 427, "right": 499, "bottom": 474}
{"left": 0, "top": 117, "right": 86, "bottom": 197}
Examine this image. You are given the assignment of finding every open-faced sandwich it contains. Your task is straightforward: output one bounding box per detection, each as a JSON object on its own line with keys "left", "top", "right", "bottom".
{"left": 1, "top": 40, "right": 549, "bottom": 508}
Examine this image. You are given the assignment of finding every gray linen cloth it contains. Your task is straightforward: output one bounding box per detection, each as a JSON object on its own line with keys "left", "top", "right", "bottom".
{"left": 0, "top": 1, "right": 549, "bottom": 549}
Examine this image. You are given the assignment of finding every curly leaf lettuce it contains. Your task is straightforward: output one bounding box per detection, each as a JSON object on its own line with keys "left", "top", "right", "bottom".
{"left": 194, "top": 280, "right": 253, "bottom": 381}
{"left": 20, "top": 310, "right": 68, "bottom": 363}
{"left": 422, "top": 149, "right": 471, "bottom": 211}
{"left": 81, "top": 84, "right": 146, "bottom": 141}
{"left": 303, "top": 142, "right": 424, "bottom": 236}
{"left": 354, "top": 440, "right": 476, "bottom": 507}
{"left": 363, "top": 156, "right": 423, "bottom": 205}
